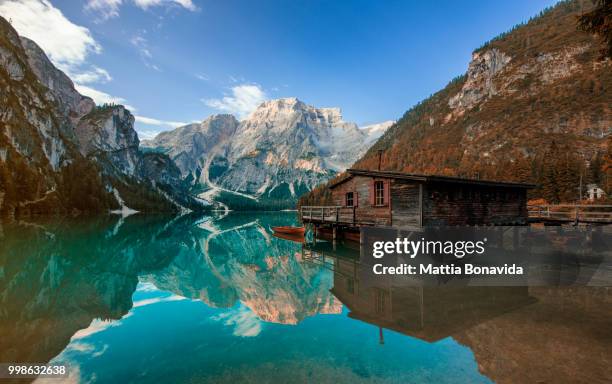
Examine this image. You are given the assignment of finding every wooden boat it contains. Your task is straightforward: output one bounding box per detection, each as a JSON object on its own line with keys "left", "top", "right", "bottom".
{"left": 272, "top": 231, "right": 304, "bottom": 243}
{"left": 272, "top": 226, "right": 305, "bottom": 235}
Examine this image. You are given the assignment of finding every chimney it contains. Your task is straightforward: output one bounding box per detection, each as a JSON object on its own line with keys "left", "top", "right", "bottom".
{"left": 377, "top": 150, "right": 383, "bottom": 171}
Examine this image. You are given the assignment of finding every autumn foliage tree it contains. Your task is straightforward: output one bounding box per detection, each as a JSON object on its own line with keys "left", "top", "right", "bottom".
{"left": 577, "top": 0, "right": 612, "bottom": 59}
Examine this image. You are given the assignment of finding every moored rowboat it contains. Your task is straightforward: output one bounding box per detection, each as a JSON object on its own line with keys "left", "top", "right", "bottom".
{"left": 272, "top": 226, "right": 305, "bottom": 235}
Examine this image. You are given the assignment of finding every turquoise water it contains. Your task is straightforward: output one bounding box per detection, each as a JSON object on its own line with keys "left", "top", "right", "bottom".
{"left": 1, "top": 213, "right": 610, "bottom": 383}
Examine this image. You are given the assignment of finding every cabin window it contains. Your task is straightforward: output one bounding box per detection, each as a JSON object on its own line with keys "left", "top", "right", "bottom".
{"left": 345, "top": 192, "right": 354, "bottom": 207}
{"left": 375, "top": 181, "right": 385, "bottom": 206}
{"left": 375, "top": 289, "right": 389, "bottom": 314}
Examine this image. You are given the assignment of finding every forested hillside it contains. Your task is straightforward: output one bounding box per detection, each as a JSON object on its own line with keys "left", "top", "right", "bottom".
{"left": 318, "top": 0, "right": 611, "bottom": 204}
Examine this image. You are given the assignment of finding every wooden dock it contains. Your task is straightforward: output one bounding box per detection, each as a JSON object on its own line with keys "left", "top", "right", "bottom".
{"left": 528, "top": 204, "right": 612, "bottom": 224}
{"left": 303, "top": 204, "right": 612, "bottom": 226}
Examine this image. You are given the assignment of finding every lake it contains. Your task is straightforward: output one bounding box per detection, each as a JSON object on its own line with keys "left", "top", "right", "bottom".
{"left": 0, "top": 212, "right": 610, "bottom": 383}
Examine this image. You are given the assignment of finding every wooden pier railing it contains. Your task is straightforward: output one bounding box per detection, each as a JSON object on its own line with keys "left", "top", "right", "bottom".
{"left": 301, "top": 206, "right": 356, "bottom": 225}
{"left": 528, "top": 204, "right": 612, "bottom": 224}
{"left": 302, "top": 205, "right": 612, "bottom": 226}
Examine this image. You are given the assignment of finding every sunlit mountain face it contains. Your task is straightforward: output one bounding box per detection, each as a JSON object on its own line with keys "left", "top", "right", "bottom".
{"left": 1, "top": 213, "right": 610, "bottom": 383}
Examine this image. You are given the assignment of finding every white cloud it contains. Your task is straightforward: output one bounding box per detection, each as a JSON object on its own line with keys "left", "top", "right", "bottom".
{"left": 130, "top": 35, "right": 152, "bottom": 58}
{"left": 85, "top": 0, "right": 123, "bottom": 21}
{"left": 133, "top": 0, "right": 197, "bottom": 11}
{"left": 132, "top": 294, "right": 185, "bottom": 308}
{"left": 212, "top": 304, "right": 263, "bottom": 337}
{"left": 204, "top": 84, "right": 267, "bottom": 119}
{"left": 130, "top": 34, "right": 161, "bottom": 71}
{"left": 196, "top": 73, "right": 209, "bottom": 81}
{"left": 74, "top": 84, "right": 136, "bottom": 111}
{"left": 85, "top": 0, "right": 197, "bottom": 20}
{"left": 72, "top": 66, "right": 112, "bottom": 84}
{"left": 135, "top": 115, "right": 186, "bottom": 128}
{"left": 137, "top": 281, "right": 160, "bottom": 292}
{"left": 70, "top": 317, "right": 128, "bottom": 340}
{"left": 136, "top": 129, "right": 162, "bottom": 140}
{"left": 0, "top": 0, "right": 102, "bottom": 76}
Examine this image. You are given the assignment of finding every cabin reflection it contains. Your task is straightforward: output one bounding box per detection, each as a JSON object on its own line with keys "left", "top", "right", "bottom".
{"left": 303, "top": 242, "right": 536, "bottom": 343}
{"left": 301, "top": 241, "right": 612, "bottom": 382}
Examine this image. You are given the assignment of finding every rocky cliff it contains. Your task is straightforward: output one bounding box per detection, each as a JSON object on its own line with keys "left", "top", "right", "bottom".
{"left": 143, "top": 114, "right": 240, "bottom": 184}
{"left": 143, "top": 98, "right": 392, "bottom": 209}
{"left": 0, "top": 17, "right": 203, "bottom": 216}
{"left": 351, "top": 0, "right": 610, "bottom": 202}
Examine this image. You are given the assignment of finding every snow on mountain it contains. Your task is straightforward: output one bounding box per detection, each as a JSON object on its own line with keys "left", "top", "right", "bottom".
{"left": 142, "top": 97, "right": 391, "bottom": 207}
{"left": 361, "top": 120, "right": 395, "bottom": 146}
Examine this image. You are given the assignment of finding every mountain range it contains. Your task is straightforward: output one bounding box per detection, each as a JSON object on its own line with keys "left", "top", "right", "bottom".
{"left": 0, "top": 16, "right": 206, "bottom": 217}
{"left": 2, "top": 0, "right": 610, "bottom": 217}
{"left": 0, "top": 15, "right": 390, "bottom": 216}
{"left": 142, "top": 98, "right": 392, "bottom": 209}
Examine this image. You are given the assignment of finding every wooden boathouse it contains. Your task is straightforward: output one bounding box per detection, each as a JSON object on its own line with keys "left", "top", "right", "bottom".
{"left": 301, "top": 169, "right": 535, "bottom": 239}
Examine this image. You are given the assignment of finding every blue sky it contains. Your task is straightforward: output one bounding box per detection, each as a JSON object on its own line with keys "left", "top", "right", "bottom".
{"left": 0, "top": 0, "right": 558, "bottom": 139}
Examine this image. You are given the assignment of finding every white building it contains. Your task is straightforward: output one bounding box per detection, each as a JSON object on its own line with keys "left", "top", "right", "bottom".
{"left": 586, "top": 184, "right": 606, "bottom": 201}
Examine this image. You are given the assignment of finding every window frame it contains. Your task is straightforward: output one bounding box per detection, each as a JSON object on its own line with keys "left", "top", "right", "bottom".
{"left": 375, "top": 180, "right": 385, "bottom": 206}
{"left": 345, "top": 191, "right": 354, "bottom": 207}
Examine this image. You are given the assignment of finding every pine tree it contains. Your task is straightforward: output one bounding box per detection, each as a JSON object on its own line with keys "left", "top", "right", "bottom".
{"left": 540, "top": 142, "right": 561, "bottom": 203}
{"left": 558, "top": 152, "right": 581, "bottom": 202}
{"left": 512, "top": 156, "right": 533, "bottom": 183}
{"left": 588, "top": 152, "right": 604, "bottom": 185}
{"left": 605, "top": 135, "right": 612, "bottom": 194}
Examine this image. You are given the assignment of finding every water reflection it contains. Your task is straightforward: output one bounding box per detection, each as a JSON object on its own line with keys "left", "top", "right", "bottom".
{"left": 0, "top": 214, "right": 610, "bottom": 383}
{"left": 0, "top": 214, "right": 199, "bottom": 364}
{"left": 304, "top": 241, "right": 612, "bottom": 383}
{"left": 143, "top": 213, "right": 341, "bottom": 324}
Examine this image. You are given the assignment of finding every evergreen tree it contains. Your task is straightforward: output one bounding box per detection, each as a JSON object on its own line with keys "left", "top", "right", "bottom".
{"left": 558, "top": 152, "right": 581, "bottom": 202}
{"left": 512, "top": 156, "right": 533, "bottom": 183}
{"left": 540, "top": 142, "right": 561, "bottom": 203}
{"left": 605, "top": 135, "right": 612, "bottom": 194}
{"left": 588, "top": 152, "right": 604, "bottom": 185}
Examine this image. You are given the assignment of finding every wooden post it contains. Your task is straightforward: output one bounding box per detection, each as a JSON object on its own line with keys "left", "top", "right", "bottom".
{"left": 418, "top": 183, "right": 423, "bottom": 227}
{"left": 575, "top": 205, "right": 579, "bottom": 224}
{"left": 513, "top": 226, "right": 519, "bottom": 251}
{"left": 332, "top": 226, "right": 337, "bottom": 250}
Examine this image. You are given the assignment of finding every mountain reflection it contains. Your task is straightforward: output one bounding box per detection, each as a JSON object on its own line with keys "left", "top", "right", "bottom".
{"left": 143, "top": 213, "right": 341, "bottom": 324}
{"left": 0, "top": 214, "right": 197, "bottom": 364}
{"left": 1, "top": 214, "right": 610, "bottom": 383}
{"left": 0, "top": 212, "right": 341, "bottom": 365}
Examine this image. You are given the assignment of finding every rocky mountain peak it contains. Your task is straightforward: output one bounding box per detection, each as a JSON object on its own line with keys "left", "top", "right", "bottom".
{"left": 76, "top": 105, "right": 139, "bottom": 175}
{"left": 19, "top": 36, "right": 95, "bottom": 123}
{"left": 448, "top": 48, "right": 511, "bottom": 113}
{"left": 142, "top": 97, "right": 392, "bottom": 208}
{"left": 245, "top": 97, "right": 307, "bottom": 122}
